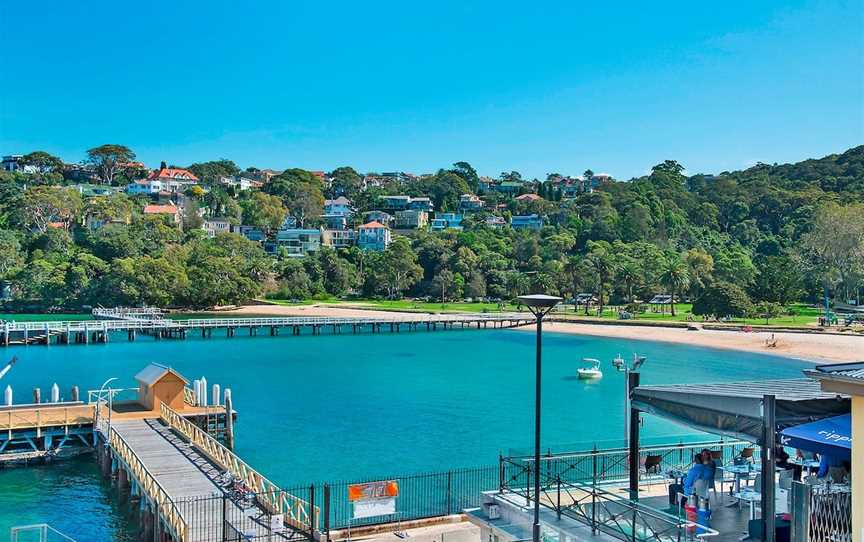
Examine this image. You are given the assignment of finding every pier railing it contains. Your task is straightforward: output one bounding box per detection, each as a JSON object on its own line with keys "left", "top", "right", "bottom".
{"left": 108, "top": 425, "right": 187, "bottom": 540}
{"left": 159, "top": 403, "right": 319, "bottom": 532}
{"left": 1, "top": 403, "right": 95, "bottom": 433}
{"left": 2, "top": 313, "right": 532, "bottom": 332}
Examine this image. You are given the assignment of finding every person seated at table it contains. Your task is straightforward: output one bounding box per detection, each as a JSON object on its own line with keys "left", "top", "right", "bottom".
{"left": 775, "top": 446, "right": 792, "bottom": 469}
{"left": 683, "top": 453, "right": 711, "bottom": 502}
{"left": 817, "top": 453, "right": 847, "bottom": 482}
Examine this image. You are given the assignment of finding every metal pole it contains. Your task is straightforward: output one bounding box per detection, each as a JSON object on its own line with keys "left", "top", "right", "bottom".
{"left": 628, "top": 372, "right": 641, "bottom": 501}
{"left": 762, "top": 394, "right": 777, "bottom": 542}
{"left": 532, "top": 312, "right": 542, "bottom": 542}
{"left": 623, "top": 367, "right": 630, "bottom": 447}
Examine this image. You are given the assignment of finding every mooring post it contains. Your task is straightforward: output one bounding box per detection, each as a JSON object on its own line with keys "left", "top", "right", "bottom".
{"left": 71, "top": 385, "right": 79, "bottom": 402}
{"left": 33, "top": 387, "right": 41, "bottom": 404}
{"left": 224, "top": 389, "right": 234, "bottom": 450}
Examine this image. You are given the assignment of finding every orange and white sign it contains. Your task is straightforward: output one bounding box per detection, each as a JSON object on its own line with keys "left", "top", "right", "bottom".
{"left": 349, "top": 480, "right": 399, "bottom": 519}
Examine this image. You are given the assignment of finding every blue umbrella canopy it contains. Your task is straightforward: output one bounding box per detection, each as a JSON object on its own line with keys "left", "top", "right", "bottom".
{"left": 779, "top": 414, "right": 851, "bottom": 458}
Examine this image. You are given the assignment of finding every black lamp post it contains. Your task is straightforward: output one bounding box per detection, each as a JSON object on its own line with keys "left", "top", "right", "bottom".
{"left": 517, "top": 294, "right": 562, "bottom": 542}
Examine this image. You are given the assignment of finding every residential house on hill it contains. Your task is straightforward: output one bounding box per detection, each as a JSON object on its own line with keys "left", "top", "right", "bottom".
{"left": 431, "top": 212, "right": 463, "bottom": 231}
{"left": 514, "top": 193, "right": 542, "bottom": 202}
{"left": 458, "top": 194, "right": 484, "bottom": 212}
{"left": 324, "top": 196, "right": 354, "bottom": 216}
{"left": 407, "top": 197, "right": 433, "bottom": 212}
{"left": 511, "top": 214, "right": 544, "bottom": 231}
{"left": 143, "top": 204, "right": 180, "bottom": 224}
{"left": 202, "top": 218, "right": 232, "bottom": 237}
{"left": 232, "top": 225, "right": 265, "bottom": 242}
{"left": 322, "top": 229, "right": 356, "bottom": 249}
{"left": 364, "top": 210, "right": 393, "bottom": 226}
{"left": 274, "top": 228, "right": 321, "bottom": 257}
{"left": 395, "top": 210, "right": 428, "bottom": 230}
{"left": 357, "top": 221, "right": 391, "bottom": 251}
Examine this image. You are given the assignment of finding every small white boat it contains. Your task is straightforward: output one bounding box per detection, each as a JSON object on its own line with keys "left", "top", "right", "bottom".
{"left": 577, "top": 358, "right": 603, "bottom": 379}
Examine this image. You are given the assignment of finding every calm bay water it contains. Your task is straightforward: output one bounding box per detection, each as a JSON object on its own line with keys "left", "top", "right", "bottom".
{"left": 0, "top": 328, "right": 812, "bottom": 534}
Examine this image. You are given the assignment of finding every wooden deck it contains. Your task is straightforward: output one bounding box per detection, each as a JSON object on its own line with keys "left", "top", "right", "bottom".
{"left": 113, "top": 418, "right": 291, "bottom": 541}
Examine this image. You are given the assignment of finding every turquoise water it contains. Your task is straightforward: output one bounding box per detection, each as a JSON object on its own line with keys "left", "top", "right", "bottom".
{"left": 0, "top": 455, "right": 137, "bottom": 539}
{"left": 0, "top": 329, "right": 812, "bottom": 530}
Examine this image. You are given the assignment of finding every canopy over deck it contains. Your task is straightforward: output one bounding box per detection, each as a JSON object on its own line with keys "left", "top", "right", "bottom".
{"left": 632, "top": 378, "right": 849, "bottom": 443}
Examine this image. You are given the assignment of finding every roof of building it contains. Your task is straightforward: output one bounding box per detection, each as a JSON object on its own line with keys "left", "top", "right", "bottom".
{"left": 806, "top": 362, "right": 864, "bottom": 386}
{"left": 148, "top": 168, "right": 199, "bottom": 181}
{"left": 143, "top": 204, "right": 179, "bottom": 214}
{"left": 325, "top": 196, "right": 352, "bottom": 206}
{"left": 134, "top": 363, "right": 189, "bottom": 386}
{"left": 515, "top": 193, "right": 542, "bottom": 201}
{"left": 648, "top": 294, "right": 673, "bottom": 304}
{"left": 633, "top": 378, "right": 850, "bottom": 442}
{"left": 359, "top": 221, "right": 388, "bottom": 229}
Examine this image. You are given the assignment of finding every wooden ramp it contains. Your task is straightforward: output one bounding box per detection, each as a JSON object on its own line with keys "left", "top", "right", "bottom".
{"left": 112, "top": 419, "right": 295, "bottom": 541}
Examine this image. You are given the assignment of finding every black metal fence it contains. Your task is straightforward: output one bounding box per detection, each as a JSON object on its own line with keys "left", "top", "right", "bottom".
{"left": 285, "top": 466, "right": 499, "bottom": 532}
{"left": 177, "top": 491, "right": 313, "bottom": 542}
{"left": 171, "top": 439, "right": 753, "bottom": 540}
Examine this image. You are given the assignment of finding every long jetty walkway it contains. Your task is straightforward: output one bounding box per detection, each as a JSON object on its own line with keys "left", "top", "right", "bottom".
{"left": 103, "top": 405, "right": 315, "bottom": 541}
{"left": 3, "top": 368, "right": 316, "bottom": 542}
{"left": 1, "top": 308, "right": 534, "bottom": 346}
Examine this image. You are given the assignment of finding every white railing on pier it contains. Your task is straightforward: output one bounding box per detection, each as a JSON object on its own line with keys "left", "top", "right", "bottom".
{"left": 10, "top": 523, "right": 77, "bottom": 542}
{"left": 159, "top": 402, "right": 319, "bottom": 532}
{"left": 2, "top": 313, "right": 534, "bottom": 334}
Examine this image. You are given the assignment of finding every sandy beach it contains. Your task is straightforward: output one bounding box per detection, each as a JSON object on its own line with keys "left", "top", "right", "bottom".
{"left": 217, "top": 304, "right": 863, "bottom": 364}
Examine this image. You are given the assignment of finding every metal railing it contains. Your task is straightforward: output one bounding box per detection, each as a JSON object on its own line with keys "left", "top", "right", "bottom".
{"left": 108, "top": 426, "right": 187, "bottom": 540}
{"left": 177, "top": 490, "right": 315, "bottom": 541}
{"left": 2, "top": 313, "right": 533, "bottom": 333}
{"left": 10, "top": 524, "right": 77, "bottom": 542}
{"left": 501, "top": 439, "right": 754, "bottom": 489}
{"left": 502, "top": 476, "right": 718, "bottom": 542}
{"left": 497, "top": 441, "right": 749, "bottom": 542}
{"left": 159, "top": 403, "right": 318, "bottom": 532}
{"left": 791, "top": 481, "right": 852, "bottom": 542}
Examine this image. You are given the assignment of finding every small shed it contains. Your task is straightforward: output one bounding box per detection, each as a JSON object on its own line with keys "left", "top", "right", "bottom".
{"left": 135, "top": 363, "right": 189, "bottom": 412}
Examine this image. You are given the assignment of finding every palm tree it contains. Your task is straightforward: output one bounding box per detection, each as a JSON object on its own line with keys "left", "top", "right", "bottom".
{"left": 660, "top": 255, "right": 690, "bottom": 316}
{"left": 616, "top": 260, "right": 640, "bottom": 303}
{"left": 585, "top": 242, "right": 614, "bottom": 316}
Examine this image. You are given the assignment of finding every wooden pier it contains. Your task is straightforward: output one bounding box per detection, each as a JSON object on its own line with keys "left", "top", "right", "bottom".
{"left": 2, "top": 363, "right": 315, "bottom": 541}
{"left": 0, "top": 313, "right": 534, "bottom": 346}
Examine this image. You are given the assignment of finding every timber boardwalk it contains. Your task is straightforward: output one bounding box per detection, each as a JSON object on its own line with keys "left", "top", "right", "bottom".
{"left": 3, "top": 363, "right": 316, "bottom": 541}
{"left": 1, "top": 310, "right": 534, "bottom": 346}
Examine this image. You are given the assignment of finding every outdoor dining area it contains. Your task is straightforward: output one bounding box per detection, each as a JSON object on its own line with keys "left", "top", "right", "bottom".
{"left": 629, "top": 378, "right": 853, "bottom": 542}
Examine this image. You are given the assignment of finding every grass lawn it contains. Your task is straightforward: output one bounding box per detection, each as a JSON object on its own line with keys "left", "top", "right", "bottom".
{"left": 260, "top": 298, "right": 824, "bottom": 326}
{"left": 564, "top": 302, "right": 822, "bottom": 327}
{"left": 323, "top": 299, "right": 518, "bottom": 314}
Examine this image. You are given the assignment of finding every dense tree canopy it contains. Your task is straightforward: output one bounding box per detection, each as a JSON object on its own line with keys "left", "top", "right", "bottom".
{"left": 1, "top": 145, "right": 863, "bottom": 312}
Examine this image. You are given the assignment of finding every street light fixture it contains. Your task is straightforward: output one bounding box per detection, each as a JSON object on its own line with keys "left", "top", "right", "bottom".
{"left": 613, "top": 354, "right": 646, "bottom": 447}
{"left": 517, "top": 294, "right": 562, "bottom": 542}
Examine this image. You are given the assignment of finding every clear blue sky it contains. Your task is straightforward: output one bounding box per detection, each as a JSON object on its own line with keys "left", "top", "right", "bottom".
{"left": 1, "top": 0, "right": 862, "bottom": 180}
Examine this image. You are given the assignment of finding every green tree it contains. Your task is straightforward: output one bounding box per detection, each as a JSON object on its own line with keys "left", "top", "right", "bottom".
{"left": 23, "top": 186, "right": 83, "bottom": 233}
{"left": 187, "top": 159, "right": 240, "bottom": 184}
{"left": 753, "top": 301, "right": 782, "bottom": 324}
{"left": 692, "top": 282, "right": 752, "bottom": 318}
{"left": 659, "top": 253, "right": 690, "bottom": 316}
{"left": 0, "top": 230, "right": 24, "bottom": 279}
{"left": 20, "top": 151, "right": 63, "bottom": 183}
{"left": 585, "top": 241, "right": 615, "bottom": 314}
{"left": 379, "top": 237, "right": 423, "bottom": 298}
{"left": 241, "top": 192, "right": 286, "bottom": 235}
{"left": 266, "top": 169, "right": 324, "bottom": 227}
{"left": 85, "top": 144, "right": 136, "bottom": 185}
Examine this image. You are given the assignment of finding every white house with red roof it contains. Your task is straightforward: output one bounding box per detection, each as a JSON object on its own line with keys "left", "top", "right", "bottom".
{"left": 127, "top": 166, "right": 199, "bottom": 196}
{"left": 356, "top": 221, "right": 391, "bottom": 251}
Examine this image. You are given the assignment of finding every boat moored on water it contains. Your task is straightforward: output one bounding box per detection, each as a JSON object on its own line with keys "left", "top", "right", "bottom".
{"left": 577, "top": 358, "right": 603, "bottom": 379}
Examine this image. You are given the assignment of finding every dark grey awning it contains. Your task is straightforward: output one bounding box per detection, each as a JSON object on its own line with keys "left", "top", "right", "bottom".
{"left": 632, "top": 378, "right": 850, "bottom": 443}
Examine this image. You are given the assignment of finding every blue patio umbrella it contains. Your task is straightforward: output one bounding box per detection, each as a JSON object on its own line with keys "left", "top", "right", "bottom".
{"left": 779, "top": 414, "right": 852, "bottom": 459}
